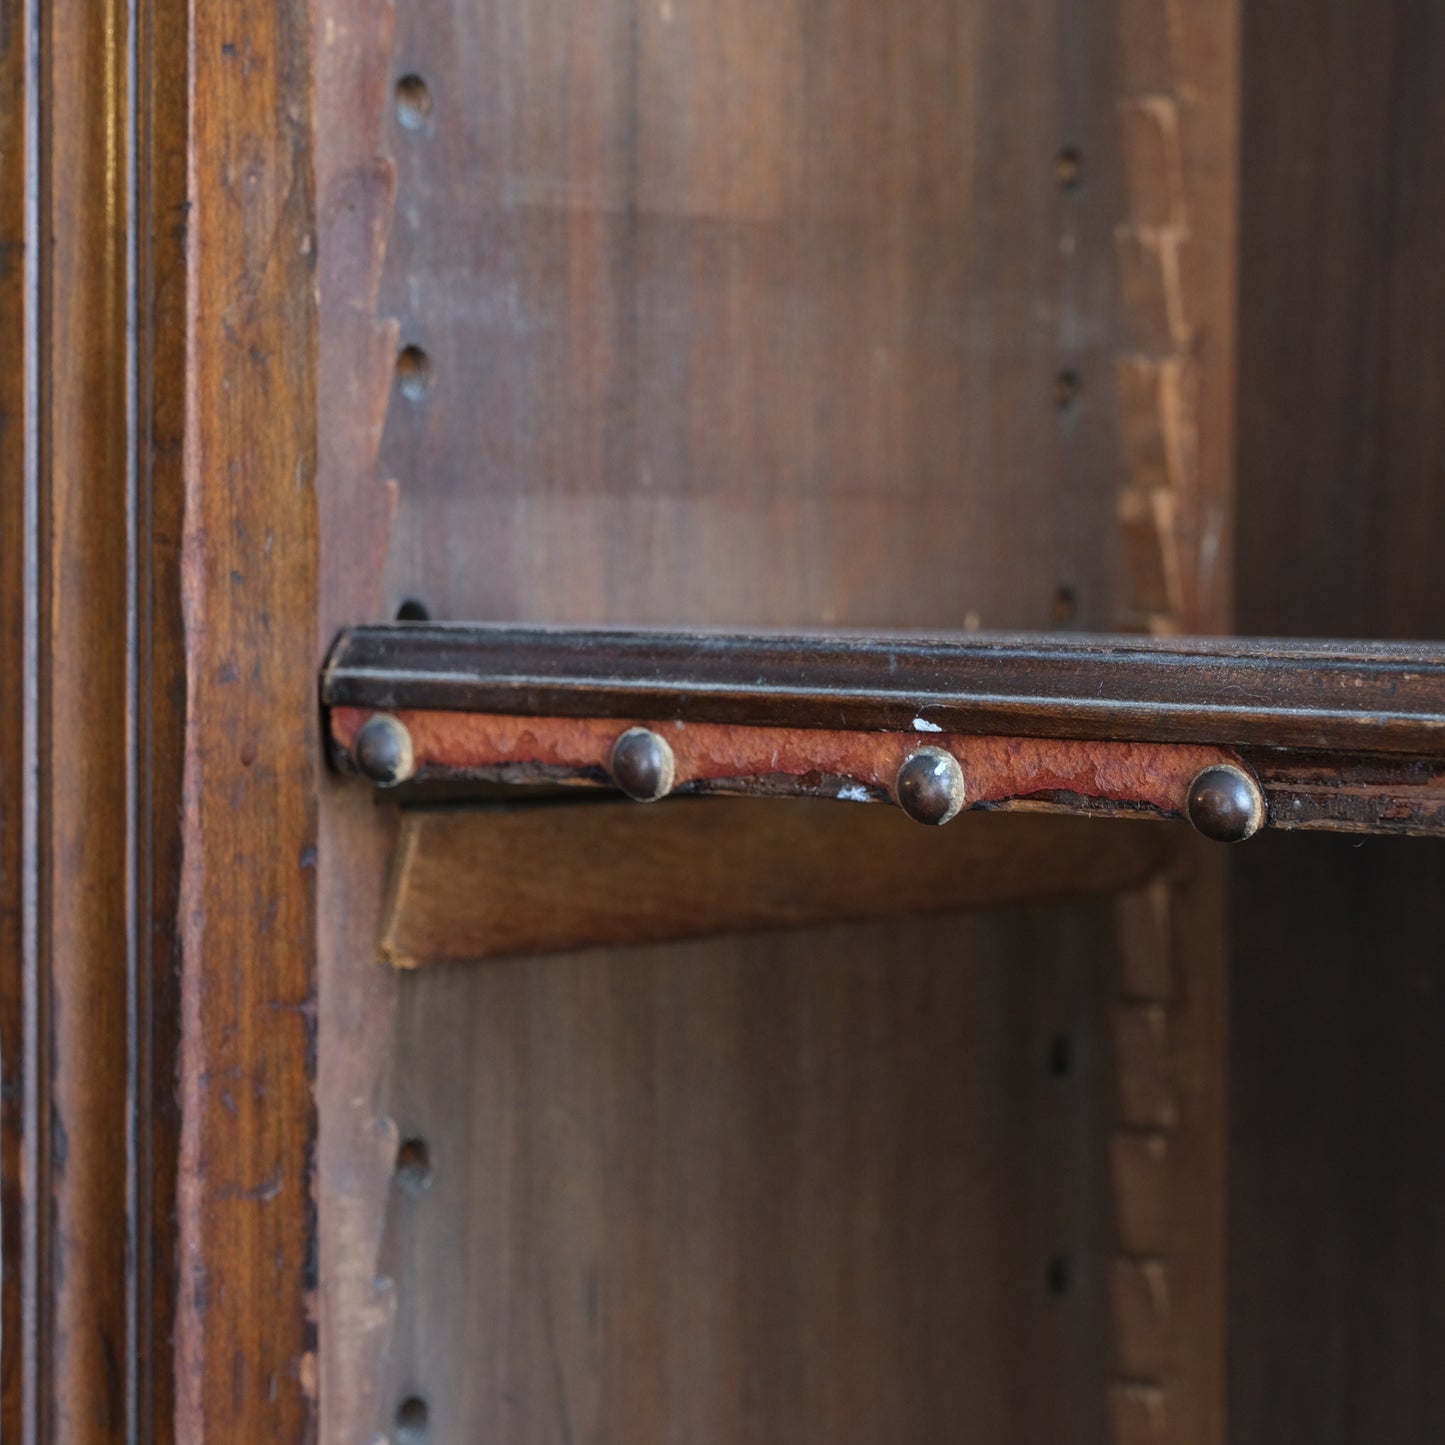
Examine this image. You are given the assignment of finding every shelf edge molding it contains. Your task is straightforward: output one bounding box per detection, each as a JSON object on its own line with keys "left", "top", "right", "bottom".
{"left": 323, "top": 625, "right": 1445, "bottom": 840}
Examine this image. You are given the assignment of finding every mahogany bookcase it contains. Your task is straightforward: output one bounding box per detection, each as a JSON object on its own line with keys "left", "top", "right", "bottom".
{"left": 2, "top": 0, "right": 1441, "bottom": 1441}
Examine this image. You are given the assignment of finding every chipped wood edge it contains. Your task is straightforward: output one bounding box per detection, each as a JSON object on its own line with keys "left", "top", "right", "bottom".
{"left": 1110, "top": 1, "right": 1236, "bottom": 1438}
{"left": 1113, "top": 0, "right": 1238, "bottom": 639}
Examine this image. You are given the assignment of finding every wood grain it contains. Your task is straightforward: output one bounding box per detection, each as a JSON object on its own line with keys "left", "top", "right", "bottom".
{"left": 175, "top": 0, "right": 319, "bottom": 1437}
{"left": 0, "top": 0, "right": 318, "bottom": 1437}
{"left": 381, "top": 909, "right": 1120, "bottom": 1445}
{"left": 1112, "top": 0, "right": 1239, "bottom": 635}
{"left": 363, "top": 3, "right": 1132, "bottom": 1441}
{"left": 377, "top": 0, "right": 1123, "bottom": 634}
{"left": 312, "top": 0, "right": 408, "bottom": 1436}
{"left": 0, "top": 1, "right": 190, "bottom": 1436}
{"left": 37, "top": 6, "right": 134, "bottom": 1432}
{"left": 1231, "top": 836, "right": 1445, "bottom": 1445}
{"left": 1233, "top": 3, "right": 1445, "bottom": 1440}
{"left": 381, "top": 801, "right": 1175, "bottom": 965}
{"left": 0, "top": 6, "right": 27, "bottom": 1434}
{"left": 1106, "top": 6, "right": 1237, "bottom": 1440}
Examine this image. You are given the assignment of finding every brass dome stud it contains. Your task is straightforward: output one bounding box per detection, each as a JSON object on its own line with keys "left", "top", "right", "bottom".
{"left": 354, "top": 714, "right": 417, "bottom": 788}
{"left": 1186, "top": 764, "right": 1266, "bottom": 843}
{"left": 896, "top": 748, "right": 968, "bottom": 827}
{"left": 609, "top": 728, "right": 677, "bottom": 803}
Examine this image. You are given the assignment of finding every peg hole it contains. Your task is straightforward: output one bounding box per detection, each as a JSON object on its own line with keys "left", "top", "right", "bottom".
{"left": 1055, "top": 147, "right": 1083, "bottom": 189}
{"left": 396, "top": 345, "right": 433, "bottom": 402}
{"left": 1054, "top": 369, "right": 1082, "bottom": 411}
{"left": 395, "top": 1396, "right": 431, "bottom": 1445}
{"left": 1048, "top": 1034, "right": 1075, "bottom": 1079}
{"left": 396, "top": 598, "right": 432, "bottom": 622}
{"left": 396, "top": 74, "right": 433, "bottom": 132}
{"left": 1046, "top": 1253, "right": 1074, "bottom": 1299}
{"left": 395, "top": 1137, "right": 433, "bottom": 1197}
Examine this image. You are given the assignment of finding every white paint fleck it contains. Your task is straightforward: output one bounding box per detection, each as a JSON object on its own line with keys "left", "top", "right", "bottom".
{"left": 838, "top": 785, "right": 871, "bottom": 803}
{"left": 913, "top": 717, "right": 944, "bottom": 733}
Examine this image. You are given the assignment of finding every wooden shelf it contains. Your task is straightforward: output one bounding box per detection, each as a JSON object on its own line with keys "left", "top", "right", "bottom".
{"left": 379, "top": 800, "right": 1174, "bottom": 966}
{"left": 325, "top": 625, "right": 1445, "bottom": 752}
{"left": 324, "top": 625, "right": 1445, "bottom": 838}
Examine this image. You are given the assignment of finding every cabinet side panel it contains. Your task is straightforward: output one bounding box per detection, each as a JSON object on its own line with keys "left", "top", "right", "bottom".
{"left": 1234, "top": 3, "right": 1445, "bottom": 1441}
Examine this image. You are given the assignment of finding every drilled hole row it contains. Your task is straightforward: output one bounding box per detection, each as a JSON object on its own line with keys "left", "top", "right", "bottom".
{"left": 394, "top": 1134, "right": 435, "bottom": 1439}
{"left": 390, "top": 66, "right": 441, "bottom": 623}
{"left": 394, "top": 73, "right": 437, "bottom": 406}
{"left": 389, "top": 53, "right": 440, "bottom": 1444}
{"left": 1053, "top": 137, "right": 1085, "bottom": 629}
{"left": 1048, "top": 1029, "right": 1076, "bottom": 1301}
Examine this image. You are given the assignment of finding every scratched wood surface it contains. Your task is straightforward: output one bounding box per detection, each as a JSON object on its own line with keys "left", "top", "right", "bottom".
{"left": 349, "top": 3, "right": 1130, "bottom": 1443}
{"left": 1231, "top": 1, "right": 1445, "bottom": 1440}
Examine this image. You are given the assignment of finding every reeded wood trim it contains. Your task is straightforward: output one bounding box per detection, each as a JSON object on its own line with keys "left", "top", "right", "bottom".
{"left": 0, "top": 1, "right": 29, "bottom": 1433}
{"left": 0, "top": 0, "right": 319, "bottom": 1440}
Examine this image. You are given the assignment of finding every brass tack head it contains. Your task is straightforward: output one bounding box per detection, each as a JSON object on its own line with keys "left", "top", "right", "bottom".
{"left": 895, "top": 748, "right": 967, "bottom": 826}
{"left": 609, "top": 727, "right": 676, "bottom": 803}
{"left": 1187, "top": 764, "right": 1266, "bottom": 843}
{"left": 354, "top": 713, "right": 416, "bottom": 787}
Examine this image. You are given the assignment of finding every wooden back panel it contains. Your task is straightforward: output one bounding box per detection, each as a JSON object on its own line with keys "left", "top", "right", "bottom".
{"left": 314, "top": 3, "right": 1234, "bottom": 1443}
{"left": 377, "top": 0, "right": 1122, "bottom": 632}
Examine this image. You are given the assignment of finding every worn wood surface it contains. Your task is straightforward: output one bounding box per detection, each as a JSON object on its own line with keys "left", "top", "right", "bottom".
{"left": 325, "top": 624, "right": 1445, "bottom": 754}
{"left": 1105, "top": 847, "right": 1228, "bottom": 1445}
{"left": 381, "top": 802, "right": 1175, "bottom": 965}
{"left": 1111, "top": 0, "right": 1239, "bottom": 636}
{"left": 335, "top": 705, "right": 1246, "bottom": 821}
{"left": 340, "top": 702, "right": 1445, "bottom": 837}
{"left": 1232, "top": 2, "right": 1445, "bottom": 1440}
{"left": 1106, "top": 4, "right": 1237, "bottom": 1438}
{"left": 176, "top": 0, "right": 320, "bottom": 1437}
